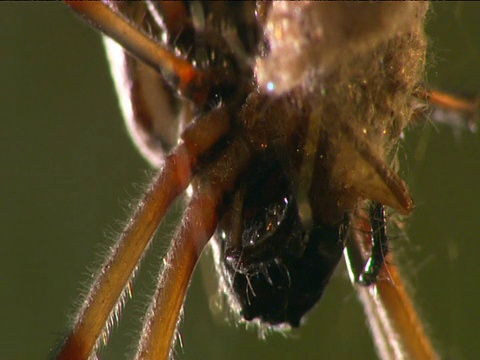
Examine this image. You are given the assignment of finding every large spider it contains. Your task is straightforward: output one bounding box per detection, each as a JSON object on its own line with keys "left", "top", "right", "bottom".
{"left": 46, "top": 2, "right": 478, "bottom": 360}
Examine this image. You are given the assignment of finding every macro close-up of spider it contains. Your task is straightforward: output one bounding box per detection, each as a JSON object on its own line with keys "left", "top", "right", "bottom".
{"left": 2, "top": 2, "right": 480, "bottom": 360}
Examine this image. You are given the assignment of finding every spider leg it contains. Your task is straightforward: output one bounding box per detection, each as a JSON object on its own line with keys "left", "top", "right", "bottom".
{"left": 145, "top": 1, "right": 192, "bottom": 45}
{"left": 65, "top": 1, "right": 209, "bottom": 104}
{"left": 134, "top": 184, "right": 222, "bottom": 360}
{"left": 357, "top": 203, "right": 389, "bottom": 286}
{"left": 103, "top": 35, "right": 190, "bottom": 167}
{"left": 135, "top": 132, "right": 253, "bottom": 359}
{"left": 55, "top": 109, "right": 231, "bottom": 360}
{"left": 414, "top": 88, "right": 479, "bottom": 132}
{"left": 345, "top": 206, "right": 438, "bottom": 360}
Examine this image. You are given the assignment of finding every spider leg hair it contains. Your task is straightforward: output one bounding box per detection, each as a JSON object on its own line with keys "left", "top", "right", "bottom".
{"left": 135, "top": 123, "right": 254, "bottom": 359}
{"left": 56, "top": 109, "right": 231, "bottom": 360}
{"left": 134, "top": 183, "right": 222, "bottom": 360}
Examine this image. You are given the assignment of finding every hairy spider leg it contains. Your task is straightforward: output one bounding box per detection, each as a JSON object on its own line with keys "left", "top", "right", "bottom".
{"left": 135, "top": 131, "right": 254, "bottom": 359}
{"left": 134, "top": 184, "right": 223, "bottom": 360}
{"left": 56, "top": 109, "right": 231, "bottom": 360}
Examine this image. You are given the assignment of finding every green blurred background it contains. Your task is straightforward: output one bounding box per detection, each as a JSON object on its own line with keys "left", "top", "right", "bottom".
{"left": 1, "top": 3, "right": 480, "bottom": 359}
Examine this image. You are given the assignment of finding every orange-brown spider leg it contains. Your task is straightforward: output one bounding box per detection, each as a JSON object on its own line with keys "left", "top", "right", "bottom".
{"left": 134, "top": 184, "right": 223, "bottom": 360}
{"left": 134, "top": 131, "right": 253, "bottom": 359}
{"left": 415, "top": 88, "right": 479, "bottom": 131}
{"left": 65, "top": 1, "right": 210, "bottom": 104}
{"left": 56, "top": 109, "right": 230, "bottom": 360}
{"left": 345, "top": 208, "right": 439, "bottom": 360}
{"left": 418, "top": 88, "right": 478, "bottom": 116}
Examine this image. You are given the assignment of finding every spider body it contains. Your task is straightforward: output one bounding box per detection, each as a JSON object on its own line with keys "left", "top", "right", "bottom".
{"left": 57, "top": 2, "right": 441, "bottom": 359}
{"left": 104, "top": 2, "right": 358, "bottom": 328}
{"left": 104, "top": 0, "right": 425, "bottom": 331}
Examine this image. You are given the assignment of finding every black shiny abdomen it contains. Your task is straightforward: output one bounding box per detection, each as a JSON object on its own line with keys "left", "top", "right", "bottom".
{"left": 218, "top": 155, "right": 346, "bottom": 327}
{"left": 226, "top": 224, "right": 344, "bottom": 327}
